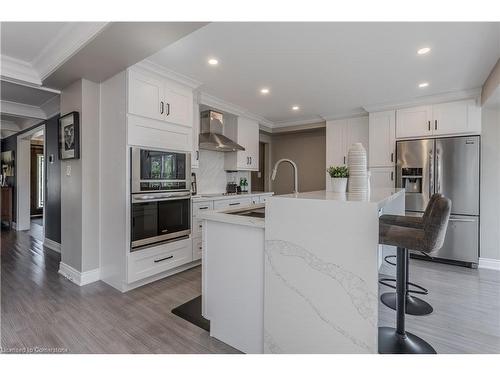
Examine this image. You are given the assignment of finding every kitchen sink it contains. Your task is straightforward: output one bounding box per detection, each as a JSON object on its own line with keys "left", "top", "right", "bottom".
{"left": 227, "top": 207, "right": 265, "bottom": 218}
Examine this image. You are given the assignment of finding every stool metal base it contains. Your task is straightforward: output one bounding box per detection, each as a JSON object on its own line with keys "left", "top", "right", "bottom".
{"left": 378, "top": 327, "right": 437, "bottom": 354}
{"left": 381, "top": 292, "right": 434, "bottom": 316}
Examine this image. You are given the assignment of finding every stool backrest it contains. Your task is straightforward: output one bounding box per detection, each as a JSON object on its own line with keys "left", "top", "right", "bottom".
{"left": 423, "top": 194, "right": 452, "bottom": 253}
{"left": 423, "top": 193, "right": 441, "bottom": 222}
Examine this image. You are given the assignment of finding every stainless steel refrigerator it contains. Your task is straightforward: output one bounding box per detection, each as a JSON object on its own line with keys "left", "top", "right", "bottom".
{"left": 396, "top": 136, "right": 480, "bottom": 267}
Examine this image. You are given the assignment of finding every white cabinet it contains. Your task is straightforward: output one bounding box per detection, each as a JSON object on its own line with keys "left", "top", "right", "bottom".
{"left": 370, "top": 167, "right": 395, "bottom": 190}
{"left": 326, "top": 116, "right": 369, "bottom": 188}
{"left": 326, "top": 116, "right": 369, "bottom": 166}
{"left": 128, "top": 69, "right": 165, "bottom": 122}
{"left": 396, "top": 100, "right": 481, "bottom": 139}
{"left": 192, "top": 94, "right": 200, "bottom": 168}
{"left": 224, "top": 116, "right": 259, "bottom": 171}
{"left": 396, "top": 105, "right": 433, "bottom": 139}
{"left": 369, "top": 110, "right": 396, "bottom": 168}
{"left": 128, "top": 67, "right": 193, "bottom": 128}
{"left": 214, "top": 197, "right": 253, "bottom": 210}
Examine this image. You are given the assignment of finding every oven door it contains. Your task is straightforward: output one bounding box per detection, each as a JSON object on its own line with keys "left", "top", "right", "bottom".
{"left": 131, "top": 148, "right": 191, "bottom": 193}
{"left": 131, "top": 192, "right": 191, "bottom": 249}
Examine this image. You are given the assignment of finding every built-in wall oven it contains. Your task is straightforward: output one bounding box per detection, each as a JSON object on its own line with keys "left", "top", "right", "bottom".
{"left": 131, "top": 147, "right": 191, "bottom": 250}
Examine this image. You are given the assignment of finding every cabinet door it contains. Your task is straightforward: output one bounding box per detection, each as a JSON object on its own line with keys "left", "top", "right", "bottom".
{"left": 192, "top": 95, "right": 200, "bottom": 168}
{"left": 326, "top": 120, "right": 347, "bottom": 166}
{"left": 346, "top": 116, "right": 369, "bottom": 155}
{"left": 128, "top": 69, "right": 164, "bottom": 121}
{"left": 163, "top": 84, "right": 193, "bottom": 127}
{"left": 237, "top": 117, "right": 259, "bottom": 171}
{"left": 370, "top": 167, "right": 395, "bottom": 189}
{"left": 432, "top": 100, "right": 468, "bottom": 136}
{"left": 369, "top": 111, "right": 395, "bottom": 167}
{"left": 396, "top": 106, "right": 432, "bottom": 138}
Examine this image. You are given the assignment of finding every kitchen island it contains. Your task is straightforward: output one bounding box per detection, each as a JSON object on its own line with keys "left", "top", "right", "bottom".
{"left": 200, "top": 188, "right": 405, "bottom": 354}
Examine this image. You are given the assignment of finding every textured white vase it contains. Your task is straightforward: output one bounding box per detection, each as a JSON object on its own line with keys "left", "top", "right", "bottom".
{"left": 330, "top": 177, "right": 348, "bottom": 193}
{"left": 347, "top": 143, "right": 368, "bottom": 194}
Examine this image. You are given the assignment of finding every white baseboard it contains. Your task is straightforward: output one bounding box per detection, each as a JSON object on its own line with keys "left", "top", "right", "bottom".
{"left": 43, "top": 238, "right": 61, "bottom": 253}
{"left": 58, "top": 262, "right": 100, "bottom": 286}
{"left": 478, "top": 257, "right": 500, "bottom": 271}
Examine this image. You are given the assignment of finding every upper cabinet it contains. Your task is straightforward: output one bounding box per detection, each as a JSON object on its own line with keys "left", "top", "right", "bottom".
{"left": 224, "top": 116, "right": 259, "bottom": 171}
{"left": 326, "top": 116, "right": 369, "bottom": 167}
{"left": 369, "top": 110, "right": 395, "bottom": 168}
{"left": 128, "top": 68, "right": 193, "bottom": 128}
{"left": 396, "top": 99, "right": 481, "bottom": 139}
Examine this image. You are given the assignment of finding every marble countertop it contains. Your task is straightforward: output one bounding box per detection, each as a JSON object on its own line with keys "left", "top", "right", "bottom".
{"left": 199, "top": 203, "right": 265, "bottom": 228}
{"left": 275, "top": 188, "right": 405, "bottom": 209}
{"left": 192, "top": 191, "right": 273, "bottom": 203}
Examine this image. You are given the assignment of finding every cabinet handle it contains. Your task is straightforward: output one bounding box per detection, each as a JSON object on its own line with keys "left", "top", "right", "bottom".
{"left": 229, "top": 202, "right": 240, "bottom": 206}
{"left": 199, "top": 246, "right": 202, "bottom": 250}
{"left": 435, "top": 120, "right": 437, "bottom": 130}
{"left": 199, "top": 206, "right": 209, "bottom": 210}
{"left": 343, "top": 156, "right": 346, "bottom": 164}
{"left": 249, "top": 156, "right": 252, "bottom": 165}
{"left": 196, "top": 151, "right": 199, "bottom": 161}
{"left": 166, "top": 103, "right": 170, "bottom": 116}
{"left": 390, "top": 153, "right": 394, "bottom": 163}
{"left": 391, "top": 171, "right": 394, "bottom": 181}
{"left": 428, "top": 120, "right": 431, "bottom": 131}
{"left": 154, "top": 255, "right": 173, "bottom": 263}
{"left": 160, "top": 101, "right": 164, "bottom": 114}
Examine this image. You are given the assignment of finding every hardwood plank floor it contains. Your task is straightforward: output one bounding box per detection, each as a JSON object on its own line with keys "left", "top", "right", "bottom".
{"left": 1, "top": 227, "right": 239, "bottom": 354}
{"left": 2, "top": 226, "right": 499, "bottom": 354}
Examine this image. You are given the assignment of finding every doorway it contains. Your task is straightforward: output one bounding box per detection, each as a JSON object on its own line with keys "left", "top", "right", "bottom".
{"left": 16, "top": 125, "right": 45, "bottom": 240}
{"left": 251, "top": 142, "right": 266, "bottom": 192}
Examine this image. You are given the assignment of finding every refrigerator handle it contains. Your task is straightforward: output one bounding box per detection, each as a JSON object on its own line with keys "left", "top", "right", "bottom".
{"left": 436, "top": 149, "right": 441, "bottom": 194}
{"left": 429, "top": 149, "right": 434, "bottom": 198}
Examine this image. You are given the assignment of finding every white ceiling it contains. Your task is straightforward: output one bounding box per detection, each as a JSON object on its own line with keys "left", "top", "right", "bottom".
{"left": 0, "top": 22, "right": 69, "bottom": 62}
{"left": 149, "top": 22, "right": 500, "bottom": 125}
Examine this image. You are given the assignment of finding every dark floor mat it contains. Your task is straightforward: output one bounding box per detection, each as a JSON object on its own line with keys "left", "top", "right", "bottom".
{"left": 171, "top": 295, "right": 210, "bottom": 332}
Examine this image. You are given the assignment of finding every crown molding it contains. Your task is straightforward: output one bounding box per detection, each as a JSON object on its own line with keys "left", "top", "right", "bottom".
{"left": 34, "top": 22, "right": 109, "bottom": 81}
{"left": 136, "top": 59, "right": 203, "bottom": 89}
{"left": 272, "top": 116, "right": 325, "bottom": 128}
{"left": 0, "top": 55, "right": 41, "bottom": 85}
{"left": 199, "top": 91, "right": 275, "bottom": 128}
{"left": 0, "top": 100, "right": 47, "bottom": 119}
{"left": 0, "top": 119, "right": 20, "bottom": 132}
{"left": 321, "top": 109, "right": 368, "bottom": 122}
{"left": 362, "top": 88, "right": 482, "bottom": 113}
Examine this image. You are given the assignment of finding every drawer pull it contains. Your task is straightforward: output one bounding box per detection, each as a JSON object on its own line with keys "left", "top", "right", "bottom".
{"left": 199, "top": 207, "right": 209, "bottom": 210}
{"left": 199, "top": 246, "right": 202, "bottom": 250}
{"left": 154, "top": 255, "right": 174, "bottom": 263}
{"left": 229, "top": 202, "right": 240, "bottom": 206}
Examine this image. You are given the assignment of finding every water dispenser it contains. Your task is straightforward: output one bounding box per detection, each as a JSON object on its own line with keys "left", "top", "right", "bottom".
{"left": 401, "top": 168, "right": 423, "bottom": 193}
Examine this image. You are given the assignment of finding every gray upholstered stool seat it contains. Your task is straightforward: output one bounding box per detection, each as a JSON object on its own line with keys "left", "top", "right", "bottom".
{"left": 378, "top": 194, "right": 441, "bottom": 316}
{"left": 378, "top": 194, "right": 451, "bottom": 354}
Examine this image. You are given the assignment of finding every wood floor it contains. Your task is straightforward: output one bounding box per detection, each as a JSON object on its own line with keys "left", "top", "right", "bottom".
{"left": 1, "top": 225, "right": 239, "bottom": 354}
{"left": 2, "top": 224, "right": 500, "bottom": 354}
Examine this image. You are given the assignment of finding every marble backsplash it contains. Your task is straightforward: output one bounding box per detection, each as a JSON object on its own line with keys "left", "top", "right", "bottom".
{"left": 195, "top": 150, "right": 251, "bottom": 194}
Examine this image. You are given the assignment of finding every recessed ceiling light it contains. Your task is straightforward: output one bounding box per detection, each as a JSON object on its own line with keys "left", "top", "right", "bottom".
{"left": 418, "top": 82, "right": 429, "bottom": 88}
{"left": 260, "top": 88, "right": 270, "bottom": 94}
{"left": 292, "top": 106, "right": 300, "bottom": 111}
{"left": 417, "top": 47, "right": 431, "bottom": 55}
{"left": 208, "top": 58, "right": 218, "bottom": 65}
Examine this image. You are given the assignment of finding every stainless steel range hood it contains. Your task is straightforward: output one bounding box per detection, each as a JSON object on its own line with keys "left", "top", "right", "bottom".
{"left": 199, "top": 110, "right": 245, "bottom": 152}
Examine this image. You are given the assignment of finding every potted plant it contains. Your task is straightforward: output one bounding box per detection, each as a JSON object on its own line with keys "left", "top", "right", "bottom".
{"left": 327, "top": 165, "right": 349, "bottom": 193}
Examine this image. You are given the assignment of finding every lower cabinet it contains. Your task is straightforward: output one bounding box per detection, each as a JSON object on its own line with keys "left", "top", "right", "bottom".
{"left": 370, "top": 167, "right": 395, "bottom": 189}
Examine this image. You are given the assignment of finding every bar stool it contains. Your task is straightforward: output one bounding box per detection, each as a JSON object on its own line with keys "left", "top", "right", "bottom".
{"left": 378, "top": 194, "right": 451, "bottom": 354}
{"left": 378, "top": 194, "right": 441, "bottom": 316}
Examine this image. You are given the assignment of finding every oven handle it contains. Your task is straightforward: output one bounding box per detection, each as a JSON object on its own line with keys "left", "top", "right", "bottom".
{"left": 132, "top": 192, "right": 191, "bottom": 203}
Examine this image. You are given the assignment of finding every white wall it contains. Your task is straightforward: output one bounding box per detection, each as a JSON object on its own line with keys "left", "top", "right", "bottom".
{"left": 59, "top": 78, "right": 100, "bottom": 273}
{"left": 195, "top": 149, "right": 250, "bottom": 194}
{"left": 480, "top": 103, "right": 500, "bottom": 261}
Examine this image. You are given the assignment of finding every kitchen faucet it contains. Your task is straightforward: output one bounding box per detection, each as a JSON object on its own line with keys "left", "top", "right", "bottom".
{"left": 271, "top": 158, "right": 299, "bottom": 194}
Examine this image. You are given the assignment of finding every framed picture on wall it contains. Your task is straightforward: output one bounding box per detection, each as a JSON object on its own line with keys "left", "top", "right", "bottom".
{"left": 58, "top": 111, "right": 80, "bottom": 160}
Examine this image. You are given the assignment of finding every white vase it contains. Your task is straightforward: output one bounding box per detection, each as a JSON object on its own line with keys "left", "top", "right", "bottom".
{"left": 347, "top": 143, "right": 368, "bottom": 194}
{"left": 331, "top": 177, "right": 348, "bottom": 193}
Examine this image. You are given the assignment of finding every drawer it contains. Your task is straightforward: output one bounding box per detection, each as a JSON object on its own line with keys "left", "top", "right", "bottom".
{"left": 192, "top": 217, "right": 203, "bottom": 238}
{"left": 259, "top": 195, "right": 272, "bottom": 203}
{"left": 128, "top": 238, "right": 192, "bottom": 283}
{"left": 193, "top": 237, "right": 202, "bottom": 261}
{"left": 193, "top": 201, "right": 214, "bottom": 217}
{"left": 214, "top": 197, "right": 253, "bottom": 210}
